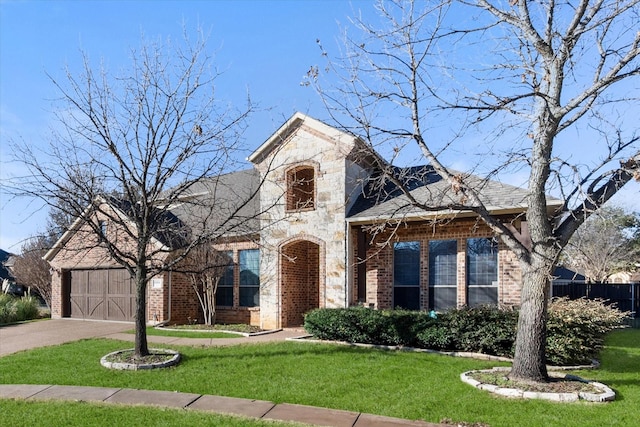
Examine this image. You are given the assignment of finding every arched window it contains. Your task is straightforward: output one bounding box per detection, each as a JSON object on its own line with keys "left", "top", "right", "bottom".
{"left": 286, "top": 166, "right": 315, "bottom": 211}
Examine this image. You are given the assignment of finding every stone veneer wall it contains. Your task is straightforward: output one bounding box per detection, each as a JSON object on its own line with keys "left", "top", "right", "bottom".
{"left": 352, "top": 217, "right": 523, "bottom": 310}
{"left": 254, "top": 123, "right": 358, "bottom": 329}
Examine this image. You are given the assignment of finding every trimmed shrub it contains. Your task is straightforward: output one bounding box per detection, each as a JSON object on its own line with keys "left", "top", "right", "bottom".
{"left": 416, "top": 305, "right": 518, "bottom": 357}
{"left": 305, "top": 299, "right": 628, "bottom": 366}
{"left": 546, "top": 297, "right": 628, "bottom": 365}
{"left": 303, "top": 307, "right": 437, "bottom": 346}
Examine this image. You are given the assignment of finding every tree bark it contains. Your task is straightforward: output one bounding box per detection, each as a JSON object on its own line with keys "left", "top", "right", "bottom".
{"left": 509, "top": 259, "right": 551, "bottom": 382}
{"left": 134, "top": 265, "right": 149, "bottom": 357}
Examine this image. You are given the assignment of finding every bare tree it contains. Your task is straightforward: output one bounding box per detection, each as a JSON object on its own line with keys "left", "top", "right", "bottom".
{"left": 311, "top": 0, "right": 639, "bottom": 382}
{"left": 9, "top": 235, "right": 53, "bottom": 308}
{"left": 180, "top": 244, "right": 233, "bottom": 326}
{"left": 5, "top": 31, "right": 262, "bottom": 357}
{"left": 563, "top": 206, "right": 640, "bottom": 282}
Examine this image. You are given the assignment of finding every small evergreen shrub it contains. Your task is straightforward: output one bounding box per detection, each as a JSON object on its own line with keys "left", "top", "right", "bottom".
{"left": 305, "top": 299, "right": 628, "bottom": 366}
{"left": 416, "top": 305, "right": 518, "bottom": 357}
{"left": 303, "top": 307, "right": 436, "bottom": 346}
{"left": 546, "top": 297, "right": 628, "bottom": 365}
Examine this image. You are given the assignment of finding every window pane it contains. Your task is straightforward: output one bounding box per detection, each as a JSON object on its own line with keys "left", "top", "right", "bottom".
{"left": 468, "top": 286, "right": 498, "bottom": 307}
{"left": 467, "top": 238, "right": 498, "bottom": 287}
{"left": 216, "top": 251, "right": 233, "bottom": 306}
{"left": 215, "top": 286, "right": 233, "bottom": 306}
{"left": 467, "top": 238, "right": 498, "bottom": 306}
{"left": 428, "top": 239, "right": 457, "bottom": 311}
{"left": 428, "top": 240, "right": 457, "bottom": 287}
{"left": 394, "top": 287, "right": 420, "bottom": 310}
{"left": 239, "top": 249, "right": 260, "bottom": 307}
{"left": 429, "top": 286, "right": 457, "bottom": 311}
{"left": 393, "top": 241, "right": 420, "bottom": 310}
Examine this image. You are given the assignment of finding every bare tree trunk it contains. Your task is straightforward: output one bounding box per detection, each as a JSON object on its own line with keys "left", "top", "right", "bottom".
{"left": 510, "top": 260, "right": 551, "bottom": 382}
{"left": 134, "top": 265, "right": 149, "bottom": 357}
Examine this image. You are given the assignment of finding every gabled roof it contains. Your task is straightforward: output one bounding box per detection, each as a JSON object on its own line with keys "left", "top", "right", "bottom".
{"left": 348, "top": 165, "right": 562, "bottom": 222}
{"left": 44, "top": 195, "right": 177, "bottom": 262}
{"left": 247, "top": 112, "right": 358, "bottom": 164}
{"left": 44, "top": 170, "right": 262, "bottom": 263}
{"left": 167, "top": 169, "right": 261, "bottom": 238}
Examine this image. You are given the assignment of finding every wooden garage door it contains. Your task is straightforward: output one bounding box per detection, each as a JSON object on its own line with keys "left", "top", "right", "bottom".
{"left": 69, "top": 269, "right": 136, "bottom": 321}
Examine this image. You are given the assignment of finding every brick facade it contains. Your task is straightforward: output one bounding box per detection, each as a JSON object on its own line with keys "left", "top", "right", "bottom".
{"left": 46, "top": 113, "right": 529, "bottom": 328}
{"left": 351, "top": 217, "right": 522, "bottom": 310}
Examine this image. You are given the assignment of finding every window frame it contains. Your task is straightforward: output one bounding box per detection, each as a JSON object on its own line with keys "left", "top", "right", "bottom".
{"left": 215, "top": 251, "right": 234, "bottom": 307}
{"left": 239, "top": 249, "right": 260, "bottom": 307}
{"left": 428, "top": 239, "right": 458, "bottom": 311}
{"left": 393, "top": 241, "right": 421, "bottom": 310}
{"left": 466, "top": 237, "right": 499, "bottom": 306}
{"left": 285, "top": 165, "right": 316, "bottom": 212}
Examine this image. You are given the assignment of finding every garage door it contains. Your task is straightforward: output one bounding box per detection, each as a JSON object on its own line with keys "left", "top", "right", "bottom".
{"left": 68, "top": 269, "right": 136, "bottom": 321}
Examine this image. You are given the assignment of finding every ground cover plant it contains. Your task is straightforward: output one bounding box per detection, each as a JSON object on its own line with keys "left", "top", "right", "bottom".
{"left": 0, "top": 329, "right": 638, "bottom": 426}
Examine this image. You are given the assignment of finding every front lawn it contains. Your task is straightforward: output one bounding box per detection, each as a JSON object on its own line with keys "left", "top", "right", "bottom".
{"left": 127, "top": 326, "right": 242, "bottom": 339}
{"left": 0, "top": 329, "right": 638, "bottom": 427}
{"left": 0, "top": 399, "right": 305, "bottom": 427}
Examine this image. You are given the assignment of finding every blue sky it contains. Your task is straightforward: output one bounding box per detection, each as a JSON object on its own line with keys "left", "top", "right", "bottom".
{"left": 0, "top": 0, "right": 379, "bottom": 251}
{"left": 1, "top": 0, "right": 638, "bottom": 252}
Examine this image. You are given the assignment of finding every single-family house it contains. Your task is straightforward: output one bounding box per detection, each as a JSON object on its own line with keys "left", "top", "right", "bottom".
{"left": 45, "top": 112, "right": 556, "bottom": 329}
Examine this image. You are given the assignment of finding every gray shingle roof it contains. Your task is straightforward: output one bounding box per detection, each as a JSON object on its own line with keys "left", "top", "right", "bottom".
{"left": 167, "top": 169, "right": 261, "bottom": 240}
{"left": 347, "top": 165, "right": 554, "bottom": 221}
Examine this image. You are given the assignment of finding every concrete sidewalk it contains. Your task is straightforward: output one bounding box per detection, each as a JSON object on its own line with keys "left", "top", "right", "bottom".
{"left": 0, "top": 384, "right": 445, "bottom": 427}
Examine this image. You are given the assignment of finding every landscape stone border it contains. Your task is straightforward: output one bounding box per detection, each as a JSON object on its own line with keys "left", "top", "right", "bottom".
{"left": 100, "top": 348, "right": 181, "bottom": 371}
{"left": 460, "top": 367, "right": 615, "bottom": 403}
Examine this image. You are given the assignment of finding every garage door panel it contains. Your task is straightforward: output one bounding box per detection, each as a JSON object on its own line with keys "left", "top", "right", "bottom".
{"left": 107, "top": 297, "right": 134, "bottom": 321}
{"left": 87, "top": 297, "right": 105, "bottom": 319}
{"left": 68, "top": 269, "right": 136, "bottom": 321}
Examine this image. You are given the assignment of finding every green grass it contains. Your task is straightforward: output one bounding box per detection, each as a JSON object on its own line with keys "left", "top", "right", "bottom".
{"left": 0, "top": 399, "right": 305, "bottom": 427}
{"left": 125, "top": 326, "right": 242, "bottom": 339}
{"left": 1, "top": 329, "right": 638, "bottom": 427}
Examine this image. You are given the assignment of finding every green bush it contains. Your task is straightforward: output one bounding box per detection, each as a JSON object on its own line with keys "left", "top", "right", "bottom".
{"left": 546, "top": 297, "right": 628, "bottom": 365}
{"left": 0, "top": 294, "right": 41, "bottom": 324}
{"left": 303, "top": 307, "right": 437, "bottom": 346}
{"left": 416, "top": 305, "right": 518, "bottom": 357}
{"left": 305, "top": 299, "right": 628, "bottom": 366}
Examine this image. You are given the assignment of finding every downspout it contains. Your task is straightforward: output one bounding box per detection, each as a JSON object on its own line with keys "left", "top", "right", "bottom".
{"left": 345, "top": 220, "right": 351, "bottom": 308}
{"left": 167, "top": 270, "right": 172, "bottom": 324}
{"left": 158, "top": 270, "right": 172, "bottom": 326}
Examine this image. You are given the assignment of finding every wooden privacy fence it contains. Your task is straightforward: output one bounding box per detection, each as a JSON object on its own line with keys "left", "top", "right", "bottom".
{"left": 551, "top": 282, "right": 639, "bottom": 318}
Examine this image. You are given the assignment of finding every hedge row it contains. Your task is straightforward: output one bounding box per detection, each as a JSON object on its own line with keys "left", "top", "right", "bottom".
{"left": 303, "top": 298, "right": 628, "bottom": 366}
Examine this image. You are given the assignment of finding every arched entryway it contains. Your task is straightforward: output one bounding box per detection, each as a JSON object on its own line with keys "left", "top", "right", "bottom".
{"left": 280, "top": 239, "right": 322, "bottom": 327}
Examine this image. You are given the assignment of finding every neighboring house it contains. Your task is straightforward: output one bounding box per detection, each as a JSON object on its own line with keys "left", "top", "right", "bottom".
{"left": 551, "top": 266, "right": 587, "bottom": 285}
{"left": 608, "top": 271, "right": 640, "bottom": 284}
{"left": 0, "top": 249, "right": 14, "bottom": 283}
{"left": 45, "top": 112, "right": 558, "bottom": 329}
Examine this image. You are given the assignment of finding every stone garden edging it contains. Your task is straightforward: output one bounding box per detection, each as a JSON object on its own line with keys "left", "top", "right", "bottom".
{"left": 460, "top": 367, "right": 615, "bottom": 402}
{"left": 100, "top": 348, "right": 181, "bottom": 371}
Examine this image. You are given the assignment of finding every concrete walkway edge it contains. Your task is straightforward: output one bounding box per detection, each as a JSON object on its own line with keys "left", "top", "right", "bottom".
{"left": 0, "top": 384, "right": 445, "bottom": 427}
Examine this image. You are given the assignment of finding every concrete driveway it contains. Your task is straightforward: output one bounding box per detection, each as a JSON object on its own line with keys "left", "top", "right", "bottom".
{"left": 0, "top": 319, "right": 131, "bottom": 357}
